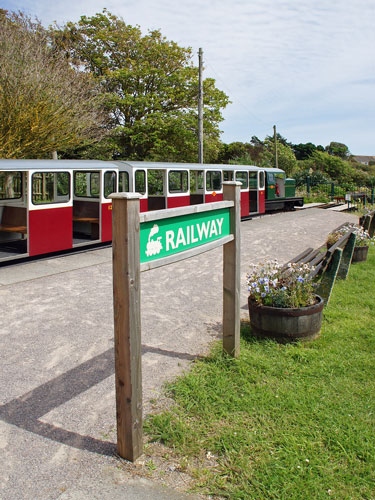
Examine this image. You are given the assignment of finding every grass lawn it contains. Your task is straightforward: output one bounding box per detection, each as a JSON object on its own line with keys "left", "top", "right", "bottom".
{"left": 145, "top": 247, "right": 375, "bottom": 499}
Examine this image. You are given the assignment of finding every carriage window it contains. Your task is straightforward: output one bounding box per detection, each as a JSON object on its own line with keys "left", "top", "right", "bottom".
{"left": 249, "top": 172, "right": 258, "bottom": 189}
{"left": 197, "top": 171, "right": 204, "bottom": 190}
{"left": 169, "top": 171, "right": 188, "bottom": 193}
{"left": 206, "top": 171, "right": 221, "bottom": 191}
{"left": 74, "top": 172, "right": 100, "bottom": 198}
{"left": 235, "top": 171, "right": 248, "bottom": 189}
{"left": 0, "top": 172, "right": 22, "bottom": 200}
{"left": 57, "top": 173, "right": 70, "bottom": 196}
{"left": 104, "top": 171, "right": 117, "bottom": 199}
{"left": 191, "top": 170, "right": 204, "bottom": 192}
{"left": 32, "top": 172, "right": 70, "bottom": 204}
{"left": 223, "top": 171, "right": 233, "bottom": 182}
{"left": 90, "top": 173, "right": 100, "bottom": 197}
{"left": 259, "top": 171, "right": 265, "bottom": 189}
{"left": 119, "top": 171, "right": 129, "bottom": 192}
{"left": 148, "top": 170, "right": 164, "bottom": 196}
{"left": 135, "top": 170, "right": 146, "bottom": 195}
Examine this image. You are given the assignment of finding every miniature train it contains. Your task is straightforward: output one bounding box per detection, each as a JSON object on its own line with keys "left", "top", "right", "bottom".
{"left": 0, "top": 160, "right": 303, "bottom": 263}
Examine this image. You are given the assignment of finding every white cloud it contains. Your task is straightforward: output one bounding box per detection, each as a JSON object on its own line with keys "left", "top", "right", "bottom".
{"left": 3, "top": 0, "right": 375, "bottom": 152}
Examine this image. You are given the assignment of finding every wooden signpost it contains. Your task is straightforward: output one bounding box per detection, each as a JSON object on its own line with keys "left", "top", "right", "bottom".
{"left": 111, "top": 182, "right": 241, "bottom": 461}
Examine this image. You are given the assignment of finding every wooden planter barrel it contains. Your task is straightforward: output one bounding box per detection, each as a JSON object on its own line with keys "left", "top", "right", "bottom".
{"left": 351, "top": 245, "right": 368, "bottom": 263}
{"left": 248, "top": 295, "right": 324, "bottom": 343}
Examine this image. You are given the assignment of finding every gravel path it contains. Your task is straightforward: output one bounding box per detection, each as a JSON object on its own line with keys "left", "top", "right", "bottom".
{"left": 0, "top": 208, "right": 357, "bottom": 499}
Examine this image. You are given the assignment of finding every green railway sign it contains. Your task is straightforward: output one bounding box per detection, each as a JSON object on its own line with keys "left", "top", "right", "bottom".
{"left": 140, "top": 208, "right": 230, "bottom": 263}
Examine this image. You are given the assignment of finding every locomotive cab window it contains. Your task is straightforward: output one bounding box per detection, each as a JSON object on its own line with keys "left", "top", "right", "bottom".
{"left": 267, "top": 173, "right": 275, "bottom": 184}
{"left": 32, "top": 172, "right": 70, "bottom": 205}
{"left": 275, "top": 173, "right": 285, "bottom": 197}
{"left": 0, "top": 171, "right": 23, "bottom": 200}
{"left": 206, "top": 170, "right": 221, "bottom": 191}
{"left": 104, "top": 171, "right": 117, "bottom": 199}
{"left": 74, "top": 172, "right": 100, "bottom": 198}
{"left": 169, "top": 170, "right": 188, "bottom": 193}
{"left": 235, "top": 171, "right": 248, "bottom": 190}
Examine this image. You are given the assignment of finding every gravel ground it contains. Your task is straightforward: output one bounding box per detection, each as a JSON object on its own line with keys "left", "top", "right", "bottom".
{"left": 0, "top": 208, "right": 358, "bottom": 499}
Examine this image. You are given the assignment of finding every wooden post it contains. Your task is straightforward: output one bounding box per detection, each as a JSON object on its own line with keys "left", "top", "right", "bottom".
{"left": 111, "top": 193, "right": 143, "bottom": 461}
{"left": 222, "top": 182, "right": 241, "bottom": 357}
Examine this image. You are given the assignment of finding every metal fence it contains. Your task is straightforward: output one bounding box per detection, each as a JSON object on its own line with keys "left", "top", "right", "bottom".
{"left": 296, "top": 180, "right": 375, "bottom": 210}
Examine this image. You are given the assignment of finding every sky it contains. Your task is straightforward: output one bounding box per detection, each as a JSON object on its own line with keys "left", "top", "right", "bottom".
{"left": 3, "top": 0, "right": 375, "bottom": 154}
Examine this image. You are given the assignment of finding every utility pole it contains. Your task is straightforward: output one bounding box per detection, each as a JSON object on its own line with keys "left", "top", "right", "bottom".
{"left": 273, "top": 125, "right": 278, "bottom": 169}
{"left": 198, "top": 48, "right": 204, "bottom": 164}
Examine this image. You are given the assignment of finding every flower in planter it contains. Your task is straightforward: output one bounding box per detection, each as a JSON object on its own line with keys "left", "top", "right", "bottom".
{"left": 246, "top": 260, "right": 316, "bottom": 309}
{"left": 352, "top": 226, "right": 375, "bottom": 247}
{"left": 326, "top": 231, "right": 342, "bottom": 246}
{"left": 327, "top": 223, "right": 375, "bottom": 248}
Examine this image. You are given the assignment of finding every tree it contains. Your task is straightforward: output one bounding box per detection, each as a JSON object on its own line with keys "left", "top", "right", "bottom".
{"left": 261, "top": 139, "right": 299, "bottom": 177}
{"left": 265, "top": 132, "right": 291, "bottom": 147}
{"left": 308, "top": 151, "right": 358, "bottom": 185}
{"left": 51, "top": 10, "right": 229, "bottom": 162}
{"left": 250, "top": 135, "right": 264, "bottom": 147}
{"left": 325, "top": 141, "right": 350, "bottom": 159}
{"left": 292, "top": 142, "right": 324, "bottom": 160}
{"left": 217, "top": 141, "right": 263, "bottom": 165}
{"left": 0, "top": 11, "right": 107, "bottom": 159}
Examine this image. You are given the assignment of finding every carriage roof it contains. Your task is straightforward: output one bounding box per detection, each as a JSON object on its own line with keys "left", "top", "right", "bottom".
{"left": 119, "top": 161, "right": 261, "bottom": 171}
{"left": 0, "top": 159, "right": 112, "bottom": 171}
{"left": 0, "top": 159, "right": 266, "bottom": 173}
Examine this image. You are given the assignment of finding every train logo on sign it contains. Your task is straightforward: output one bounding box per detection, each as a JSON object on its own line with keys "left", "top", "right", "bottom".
{"left": 145, "top": 224, "right": 163, "bottom": 257}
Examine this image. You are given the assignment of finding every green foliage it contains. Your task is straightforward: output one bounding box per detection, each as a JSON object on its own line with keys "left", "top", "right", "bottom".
{"left": 325, "top": 141, "right": 351, "bottom": 159}
{"left": 52, "top": 10, "right": 229, "bottom": 162}
{"left": 146, "top": 248, "right": 375, "bottom": 499}
{"left": 265, "top": 132, "right": 291, "bottom": 147}
{"left": 220, "top": 135, "right": 374, "bottom": 188}
{"left": 294, "top": 169, "right": 330, "bottom": 188}
{"left": 308, "top": 151, "right": 369, "bottom": 186}
{"left": 217, "top": 141, "right": 263, "bottom": 165}
{"left": 261, "top": 138, "right": 299, "bottom": 177}
{"left": 247, "top": 260, "right": 316, "bottom": 308}
{"left": 0, "top": 11, "right": 107, "bottom": 159}
{"left": 327, "top": 223, "right": 375, "bottom": 248}
{"left": 292, "top": 142, "right": 324, "bottom": 160}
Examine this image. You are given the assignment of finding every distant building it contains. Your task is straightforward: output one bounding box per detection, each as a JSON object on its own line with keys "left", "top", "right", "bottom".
{"left": 353, "top": 155, "right": 375, "bottom": 165}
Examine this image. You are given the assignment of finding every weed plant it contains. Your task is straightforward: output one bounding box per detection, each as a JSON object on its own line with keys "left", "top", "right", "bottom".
{"left": 145, "top": 248, "right": 375, "bottom": 499}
